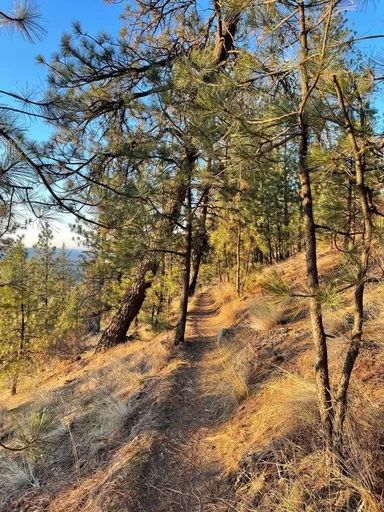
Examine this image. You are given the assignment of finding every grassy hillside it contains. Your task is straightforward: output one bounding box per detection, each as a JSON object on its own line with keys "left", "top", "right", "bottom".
{"left": 0, "top": 249, "right": 383, "bottom": 511}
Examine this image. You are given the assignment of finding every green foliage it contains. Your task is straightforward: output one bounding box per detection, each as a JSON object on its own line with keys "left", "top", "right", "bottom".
{"left": 261, "top": 270, "right": 291, "bottom": 302}
{"left": 315, "top": 283, "right": 344, "bottom": 311}
{"left": 0, "top": 233, "right": 78, "bottom": 392}
{"left": 11, "top": 408, "right": 59, "bottom": 457}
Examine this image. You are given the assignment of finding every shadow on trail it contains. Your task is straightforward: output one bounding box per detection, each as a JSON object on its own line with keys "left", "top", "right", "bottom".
{"left": 131, "top": 291, "right": 235, "bottom": 512}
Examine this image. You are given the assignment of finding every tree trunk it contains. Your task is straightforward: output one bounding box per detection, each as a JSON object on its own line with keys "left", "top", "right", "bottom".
{"left": 332, "top": 76, "right": 373, "bottom": 454}
{"left": 11, "top": 376, "right": 18, "bottom": 396}
{"left": 298, "top": 131, "right": 333, "bottom": 445}
{"left": 97, "top": 3, "right": 241, "bottom": 353}
{"left": 96, "top": 258, "right": 158, "bottom": 351}
{"left": 11, "top": 303, "right": 26, "bottom": 395}
{"left": 213, "top": 0, "right": 241, "bottom": 67}
{"left": 236, "top": 169, "right": 242, "bottom": 295}
{"left": 235, "top": 222, "right": 242, "bottom": 295}
{"left": 88, "top": 311, "right": 102, "bottom": 334}
{"left": 218, "top": 259, "right": 223, "bottom": 283}
{"left": 283, "top": 148, "right": 290, "bottom": 259}
{"left": 96, "top": 151, "right": 195, "bottom": 351}
{"left": 223, "top": 246, "right": 230, "bottom": 282}
{"left": 344, "top": 178, "right": 353, "bottom": 250}
{"left": 266, "top": 218, "right": 273, "bottom": 264}
{"left": 189, "top": 188, "right": 209, "bottom": 297}
{"left": 298, "top": 0, "right": 333, "bottom": 447}
{"left": 175, "top": 179, "right": 193, "bottom": 345}
{"left": 20, "top": 302, "right": 25, "bottom": 357}
{"left": 189, "top": 249, "right": 203, "bottom": 298}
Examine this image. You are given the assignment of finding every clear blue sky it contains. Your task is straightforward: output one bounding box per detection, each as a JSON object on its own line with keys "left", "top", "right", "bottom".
{"left": 1, "top": 0, "right": 124, "bottom": 141}
{"left": 2, "top": 0, "right": 123, "bottom": 89}
{"left": 1, "top": 0, "right": 383, "bottom": 247}
{"left": 1, "top": 0, "right": 124, "bottom": 247}
{"left": 348, "top": 1, "right": 384, "bottom": 62}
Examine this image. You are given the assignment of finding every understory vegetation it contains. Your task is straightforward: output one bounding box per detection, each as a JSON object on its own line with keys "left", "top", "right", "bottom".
{"left": 0, "top": 0, "right": 384, "bottom": 510}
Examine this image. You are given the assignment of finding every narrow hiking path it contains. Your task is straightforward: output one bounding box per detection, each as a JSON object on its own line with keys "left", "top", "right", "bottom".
{"left": 134, "top": 291, "right": 234, "bottom": 512}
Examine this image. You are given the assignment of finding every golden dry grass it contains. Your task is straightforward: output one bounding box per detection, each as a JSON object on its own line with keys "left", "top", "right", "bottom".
{"left": 0, "top": 330, "right": 187, "bottom": 511}
{"left": 201, "top": 342, "right": 254, "bottom": 420}
{"left": 198, "top": 247, "right": 384, "bottom": 511}
{"left": 247, "top": 299, "right": 285, "bottom": 332}
{"left": 1, "top": 247, "right": 384, "bottom": 511}
{"left": 211, "top": 282, "right": 237, "bottom": 305}
{"left": 206, "top": 372, "right": 319, "bottom": 473}
{"left": 48, "top": 432, "right": 155, "bottom": 512}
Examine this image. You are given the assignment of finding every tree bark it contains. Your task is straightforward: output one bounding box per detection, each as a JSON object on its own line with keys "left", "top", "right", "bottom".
{"left": 189, "top": 188, "right": 209, "bottom": 297}
{"left": 344, "top": 178, "right": 353, "bottom": 250}
{"left": 11, "top": 302, "right": 26, "bottom": 395}
{"left": 97, "top": 3, "right": 241, "bottom": 352}
{"left": 96, "top": 177, "right": 189, "bottom": 351}
{"left": 96, "top": 257, "right": 158, "bottom": 351}
{"left": 298, "top": 0, "right": 333, "bottom": 446}
{"left": 174, "top": 182, "right": 193, "bottom": 345}
{"left": 213, "top": 0, "right": 241, "bottom": 67}
{"left": 236, "top": 169, "right": 242, "bottom": 294}
{"left": 283, "top": 146, "right": 290, "bottom": 259}
{"left": 332, "top": 76, "right": 373, "bottom": 454}
{"left": 236, "top": 222, "right": 242, "bottom": 294}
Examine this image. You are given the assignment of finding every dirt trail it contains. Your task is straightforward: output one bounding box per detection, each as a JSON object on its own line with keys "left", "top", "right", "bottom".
{"left": 134, "top": 291, "right": 233, "bottom": 512}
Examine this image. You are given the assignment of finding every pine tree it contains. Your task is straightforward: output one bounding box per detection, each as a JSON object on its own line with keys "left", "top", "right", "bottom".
{"left": 0, "top": 242, "right": 34, "bottom": 394}
{"left": 30, "top": 223, "right": 57, "bottom": 334}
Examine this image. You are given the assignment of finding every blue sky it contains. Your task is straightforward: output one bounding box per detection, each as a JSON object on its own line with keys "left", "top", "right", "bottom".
{"left": 1, "top": 0, "right": 384, "bottom": 247}
{"left": 348, "top": 1, "right": 384, "bottom": 60}
{"left": 1, "top": 0, "right": 124, "bottom": 141}
{"left": 1, "top": 0, "right": 124, "bottom": 247}
{"left": 1, "top": 0, "right": 123, "bottom": 90}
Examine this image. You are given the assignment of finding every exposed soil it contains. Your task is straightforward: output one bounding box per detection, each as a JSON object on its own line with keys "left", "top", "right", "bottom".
{"left": 0, "top": 291, "right": 237, "bottom": 512}
{"left": 132, "top": 291, "right": 234, "bottom": 512}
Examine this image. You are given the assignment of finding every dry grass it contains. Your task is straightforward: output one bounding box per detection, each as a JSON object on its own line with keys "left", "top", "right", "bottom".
{"left": 204, "top": 367, "right": 384, "bottom": 511}
{"left": 208, "top": 372, "right": 319, "bottom": 473}
{"left": 211, "top": 283, "right": 237, "bottom": 306}
{"left": 2, "top": 248, "right": 384, "bottom": 511}
{"left": 202, "top": 342, "right": 254, "bottom": 420}
{"left": 48, "top": 432, "right": 155, "bottom": 512}
{"left": 201, "top": 248, "right": 384, "bottom": 511}
{"left": 211, "top": 283, "right": 249, "bottom": 331}
{"left": 247, "top": 299, "right": 285, "bottom": 332}
{"left": 237, "top": 451, "right": 383, "bottom": 512}
{"left": 0, "top": 331, "right": 185, "bottom": 511}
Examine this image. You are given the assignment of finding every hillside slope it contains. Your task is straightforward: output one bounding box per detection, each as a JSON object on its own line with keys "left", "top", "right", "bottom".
{"left": 1, "top": 249, "right": 384, "bottom": 511}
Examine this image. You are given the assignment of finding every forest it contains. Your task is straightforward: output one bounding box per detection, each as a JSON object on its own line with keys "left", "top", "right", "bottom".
{"left": 0, "top": 0, "right": 384, "bottom": 510}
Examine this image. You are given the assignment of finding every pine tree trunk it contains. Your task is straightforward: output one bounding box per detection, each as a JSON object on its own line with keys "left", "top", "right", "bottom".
{"left": 175, "top": 183, "right": 193, "bottom": 345}
{"left": 189, "top": 251, "right": 202, "bottom": 297}
{"left": 236, "top": 170, "right": 242, "bottom": 294}
{"left": 97, "top": 3, "right": 240, "bottom": 353}
{"left": 96, "top": 159, "right": 192, "bottom": 351}
{"left": 344, "top": 179, "right": 353, "bottom": 250}
{"left": 96, "top": 258, "right": 158, "bottom": 351}
{"left": 298, "top": 128, "right": 333, "bottom": 446}
{"left": 298, "top": 0, "right": 333, "bottom": 447}
{"left": 218, "top": 259, "right": 223, "bottom": 283}
{"left": 188, "top": 189, "right": 209, "bottom": 297}
{"left": 11, "top": 376, "right": 18, "bottom": 396}
{"left": 283, "top": 148, "right": 290, "bottom": 259}
{"left": 11, "top": 303, "right": 26, "bottom": 395}
{"left": 332, "top": 76, "right": 373, "bottom": 454}
{"left": 236, "top": 223, "right": 242, "bottom": 294}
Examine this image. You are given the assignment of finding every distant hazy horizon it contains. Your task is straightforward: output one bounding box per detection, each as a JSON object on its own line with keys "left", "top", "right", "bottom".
{"left": 26, "top": 247, "right": 83, "bottom": 260}
{"left": 21, "top": 217, "right": 82, "bottom": 249}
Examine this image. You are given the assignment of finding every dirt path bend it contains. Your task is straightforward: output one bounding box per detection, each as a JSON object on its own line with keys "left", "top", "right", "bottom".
{"left": 134, "top": 291, "right": 233, "bottom": 512}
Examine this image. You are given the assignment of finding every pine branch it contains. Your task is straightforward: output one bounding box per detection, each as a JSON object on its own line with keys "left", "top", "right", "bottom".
{"left": 0, "top": 1, "right": 46, "bottom": 42}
